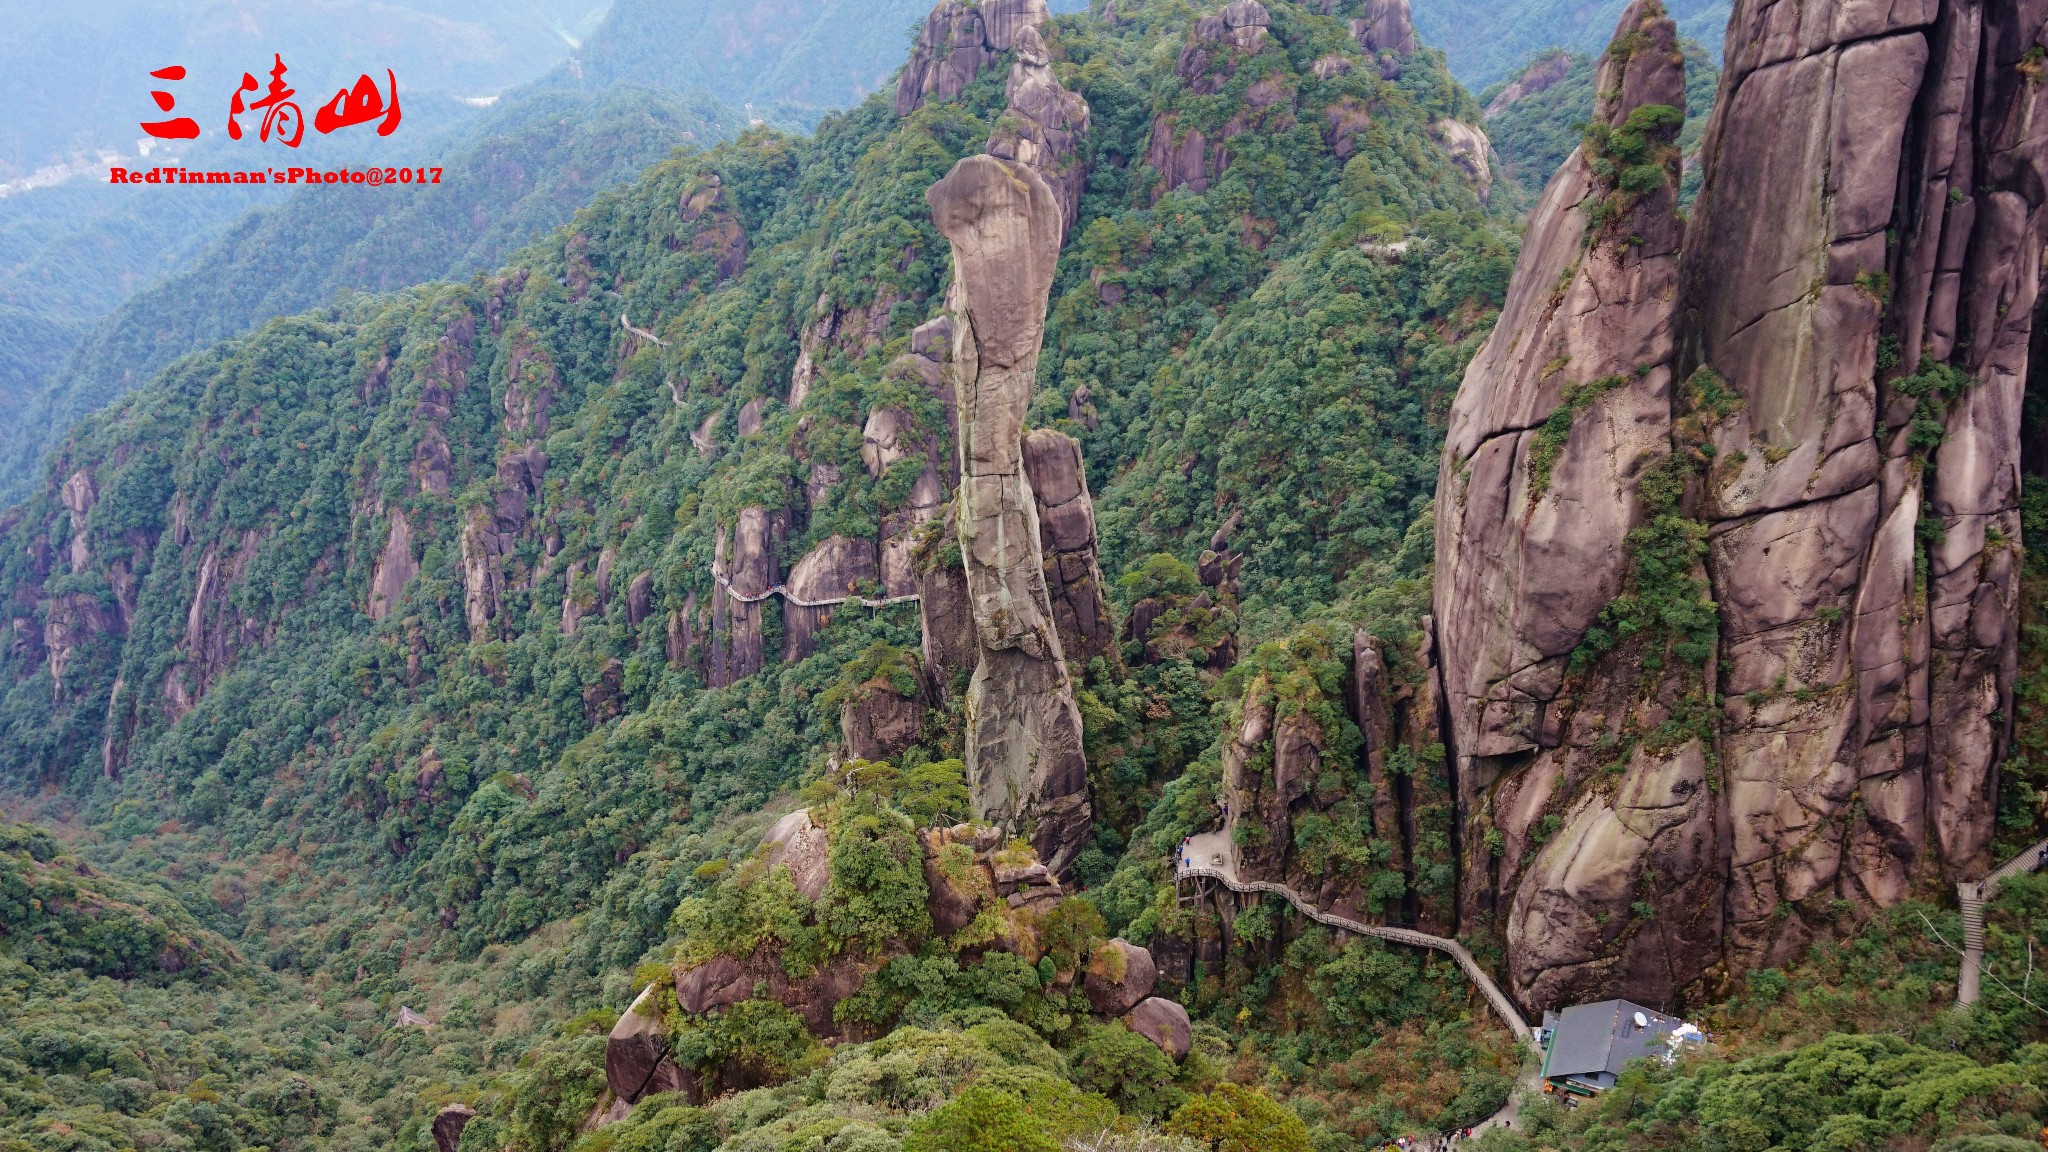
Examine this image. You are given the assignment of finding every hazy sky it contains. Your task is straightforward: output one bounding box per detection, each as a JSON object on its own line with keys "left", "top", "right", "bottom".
{"left": 0, "top": 0, "right": 614, "bottom": 178}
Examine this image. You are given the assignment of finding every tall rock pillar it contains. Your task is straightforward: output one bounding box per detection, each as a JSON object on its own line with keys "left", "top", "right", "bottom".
{"left": 1436, "top": 0, "right": 1701, "bottom": 1008}
{"left": 928, "top": 154, "right": 1093, "bottom": 871}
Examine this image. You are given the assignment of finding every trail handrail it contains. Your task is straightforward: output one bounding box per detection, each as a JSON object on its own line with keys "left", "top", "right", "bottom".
{"left": 711, "top": 568, "right": 921, "bottom": 609}
{"left": 1177, "top": 852, "right": 1537, "bottom": 1054}
{"left": 620, "top": 311, "right": 667, "bottom": 347}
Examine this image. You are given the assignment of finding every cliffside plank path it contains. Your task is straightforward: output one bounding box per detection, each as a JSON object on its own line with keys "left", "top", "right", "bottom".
{"left": 1176, "top": 830, "right": 1537, "bottom": 1054}
{"left": 1954, "top": 834, "right": 2048, "bottom": 1008}
{"left": 1177, "top": 831, "right": 1542, "bottom": 1135}
{"left": 710, "top": 567, "right": 922, "bottom": 609}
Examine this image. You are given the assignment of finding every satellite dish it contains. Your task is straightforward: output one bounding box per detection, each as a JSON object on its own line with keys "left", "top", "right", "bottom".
{"left": 1633, "top": 1011, "right": 1649, "bottom": 1028}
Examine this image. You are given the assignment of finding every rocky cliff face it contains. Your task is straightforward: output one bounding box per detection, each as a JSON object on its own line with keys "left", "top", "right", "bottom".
{"left": 929, "top": 154, "right": 1095, "bottom": 873}
{"left": 1435, "top": 0, "right": 2048, "bottom": 1010}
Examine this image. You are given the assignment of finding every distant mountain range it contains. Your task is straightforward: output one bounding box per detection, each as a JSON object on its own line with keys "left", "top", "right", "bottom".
{"left": 1412, "top": 0, "right": 1729, "bottom": 87}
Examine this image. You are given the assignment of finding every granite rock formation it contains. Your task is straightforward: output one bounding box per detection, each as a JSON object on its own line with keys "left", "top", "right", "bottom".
{"left": 927, "top": 154, "right": 1093, "bottom": 872}
{"left": 840, "top": 679, "right": 926, "bottom": 762}
{"left": 431, "top": 1105, "right": 475, "bottom": 1152}
{"left": 1022, "top": 429, "right": 1115, "bottom": 663}
{"left": 782, "top": 534, "right": 880, "bottom": 661}
{"left": 988, "top": 26, "right": 1092, "bottom": 237}
{"left": 605, "top": 984, "right": 691, "bottom": 1105}
{"left": 1434, "top": 0, "right": 2048, "bottom": 1010}
{"left": 1082, "top": 938, "right": 1158, "bottom": 1016}
{"left": 708, "top": 506, "right": 785, "bottom": 687}
{"left": 1126, "top": 996, "right": 1192, "bottom": 1060}
{"left": 1350, "top": 0, "right": 1416, "bottom": 56}
{"left": 1433, "top": 119, "right": 1496, "bottom": 203}
{"left": 869, "top": 323, "right": 958, "bottom": 599}
{"left": 895, "top": 0, "right": 1051, "bottom": 117}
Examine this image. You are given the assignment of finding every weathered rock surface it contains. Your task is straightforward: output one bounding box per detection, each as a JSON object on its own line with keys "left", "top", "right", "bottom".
{"left": 605, "top": 985, "right": 691, "bottom": 1104}
{"left": 896, "top": 0, "right": 1050, "bottom": 117}
{"left": 915, "top": 509, "right": 980, "bottom": 692}
{"left": 431, "top": 1105, "right": 475, "bottom": 1152}
{"left": 840, "top": 679, "right": 926, "bottom": 762}
{"left": 1350, "top": 0, "right": 1415, "bottom": 57}
{"left": 1083, "top": 938, "right": 1157, "bottom": 1016}
{"left": 708, "top": 507, "right": 785, "bottom": 687}
{"left": 987, "top": 26, "right": 1091, "bottom": 237}
{"left": 1146, "top": 1, "right": 1294, "bottom": 198}
{"left": 928, "top": 154, "right": 1094, "bottom": 873}
{"left": 761, "top": 808, "right": 832, "bottom": 900}
{"left": 1022, "top": 429, "right": 1114, "bottom": 663}
{"left": 1126, "top": 996, "right": 1191, "bottom": 1060}
{"left": 782, "top": 534, "right": 879, "bottom": 660}
{"left": 1434, "top": 0, "right": 2048, "bottom": 1010}
{"left": 648, "top": 821, "right": 1068, "bottom": 1100}
{"left": 678, "top": 172, "right": 748, "bottom": 283}
{"left": 1176, "top": 0, "right": 1270, "bottom": 95}
{"left": 367, "top": 511, "right": 417, "bottom": 622}
{"left": 1482, "top": 49, "right": 1573, "bottom": 119}
{"left": 1433, "top": 120, "right": 1495, "bottom": 203}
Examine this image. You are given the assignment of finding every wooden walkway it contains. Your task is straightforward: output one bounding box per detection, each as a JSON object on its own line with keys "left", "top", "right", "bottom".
{"left": 711, "top": 568, "right": 921, "bottom": 609}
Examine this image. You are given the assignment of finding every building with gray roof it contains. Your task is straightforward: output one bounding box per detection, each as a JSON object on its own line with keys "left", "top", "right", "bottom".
{"left": 1538, "top": 999, "right": 1683, "bottom": 1094}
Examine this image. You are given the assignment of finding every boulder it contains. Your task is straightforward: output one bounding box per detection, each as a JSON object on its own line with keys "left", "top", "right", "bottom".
{"left": 1126, "top": 997, "right": 1191, "bottom": 1060}
{"left": 1083, "top": 939, "right": 1157, "bottom": 1016}
{"left": 431, "top": 1105, "right": 475, "bottom": 1152}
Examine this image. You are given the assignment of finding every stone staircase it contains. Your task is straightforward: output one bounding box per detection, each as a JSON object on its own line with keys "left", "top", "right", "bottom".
{"left": 1955, "top": 835, "right": 2048, "bottom": 1008}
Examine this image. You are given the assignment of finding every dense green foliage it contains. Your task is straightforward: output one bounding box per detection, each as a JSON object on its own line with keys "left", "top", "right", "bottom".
{"left": 4, "top": 0, "right": 2044, "bottom": 1150}
{"left": 1485, "top": 878, "right": 2048, "bottom": 1151}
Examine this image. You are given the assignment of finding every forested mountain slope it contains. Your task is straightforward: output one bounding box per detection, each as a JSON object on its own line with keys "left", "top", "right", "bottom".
{"left": 0, "top": 0, "right": 1522, "bottom": 1145}
{"left": 0, "top": 95, "right": 489, "bottom": 448}
{"left": 0, "top": 0, "right": 984, "bottom": 507}
{"left": 0, "top": 88, "right": 743, "bottom": 506}
{"left": 2, "top": 0, "right": 2047, "bottom": 1150}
